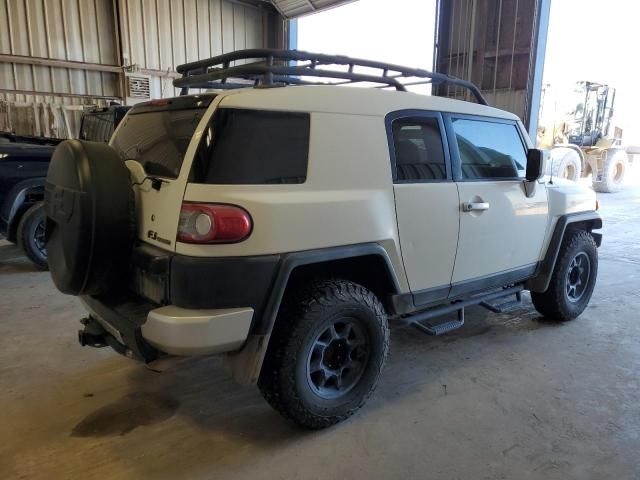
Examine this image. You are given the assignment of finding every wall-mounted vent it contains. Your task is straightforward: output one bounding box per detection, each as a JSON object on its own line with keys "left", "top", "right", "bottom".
{"left": 127, "top": 75, "right": 151, "bottom": 99}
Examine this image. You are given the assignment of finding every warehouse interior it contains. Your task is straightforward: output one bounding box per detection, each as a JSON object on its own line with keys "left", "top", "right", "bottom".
{"left": 1, "top": 0, "right": 639, "bottom": 478}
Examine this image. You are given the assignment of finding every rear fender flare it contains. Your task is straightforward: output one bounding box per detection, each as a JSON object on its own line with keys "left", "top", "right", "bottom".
{"left": 1, "top": 178, "right": 45, "bottom": 240}
{"left": 225, "top": 243, "right": 401, "bottom": 385}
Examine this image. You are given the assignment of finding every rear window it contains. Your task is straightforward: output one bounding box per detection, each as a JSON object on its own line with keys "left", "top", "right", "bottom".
{"left": 80, "top": 112, "right": 115, "bottom": 143}
{"left": 190, "top": 108, "right": 310, "bottom": 184}
{"left": 111, "top": 98, "right": 212, "bottom": 178}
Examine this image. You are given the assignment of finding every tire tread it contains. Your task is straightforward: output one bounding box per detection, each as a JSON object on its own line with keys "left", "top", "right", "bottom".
{"left": 17, "top": 201, "right": 48, "bottom": 270}
{"left": 258, "top": 279, "right": 389, "bottom": 429}
{"left": 531, "top": 230, "right": 597, "bottom": 321}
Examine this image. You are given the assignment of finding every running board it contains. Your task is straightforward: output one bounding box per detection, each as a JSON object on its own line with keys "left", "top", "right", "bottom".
{"left": 411, "top": 309, "right": 465, "bottom": 336}
{"left": 480, "top": 291, "right": 523, "bottom": 313}
{"left": 403, "top": 285, "right": 524, "bottom": 336}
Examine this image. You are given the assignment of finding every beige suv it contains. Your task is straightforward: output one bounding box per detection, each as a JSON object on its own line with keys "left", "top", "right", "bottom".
{"left": 45, "top": 50, "right": 602, "bottom": 429}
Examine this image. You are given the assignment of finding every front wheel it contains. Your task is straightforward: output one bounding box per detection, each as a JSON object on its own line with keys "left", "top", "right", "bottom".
{"left": 531, "top": 230, "right": 598, "bottom": 321}
{"left": 17, "top": 202, "right": 48, "bottom": 270}
{"left": 258, "top": 279, "right": 389, "bottom": 429}
{"left": 592, "top": 149, "right": 628, "bottom": 193}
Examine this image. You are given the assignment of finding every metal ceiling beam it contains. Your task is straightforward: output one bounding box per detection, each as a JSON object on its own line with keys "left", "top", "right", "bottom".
{"left": 0, "top": 53, "right": 182, "bottom": 79}
{"left": 0, "top": 87, "right": 120, "bottom": 100}
{"left": 0, "top": 53, "right": 121, "bottom": 74}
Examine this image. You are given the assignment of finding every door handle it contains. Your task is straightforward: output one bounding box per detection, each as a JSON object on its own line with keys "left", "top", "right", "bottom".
{"left": 462, "top": 202, "right": 490, "bottom": 212}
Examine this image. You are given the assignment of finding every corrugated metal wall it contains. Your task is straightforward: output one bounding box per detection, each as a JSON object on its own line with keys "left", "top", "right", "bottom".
{"left": 0, "top": 0, "right": 282, "bottom": 138}
{"left": 0, "top": 0, "right": 120, "bottom": 137}
{"left": 117, "top": 0, "right": 281, "bottom": 99}
{"left": 434, "top": 0, "right": 542, "bottom": 124}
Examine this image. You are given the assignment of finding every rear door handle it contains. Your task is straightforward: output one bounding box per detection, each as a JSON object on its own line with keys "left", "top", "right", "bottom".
{"left": 462, "top": 202, "right": 490, "bottom": 212}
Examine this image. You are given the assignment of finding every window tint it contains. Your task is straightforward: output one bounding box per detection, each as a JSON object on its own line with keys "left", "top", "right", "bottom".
{"left": 451, "top": 118, "right": 526, "bottom": 179}
{"left": 190, "top": 109, "right": 310, "bottom": 185}
{"left": 391, "top": 117, "right": 446, "bottom": 181}
{"left": 80, "top": 112, "right": 115, "bottom": 143}
{"left": 112, "top": 108, "right": 206, "bottom": 178}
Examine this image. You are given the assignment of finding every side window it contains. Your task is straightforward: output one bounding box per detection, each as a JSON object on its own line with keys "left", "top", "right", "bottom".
{"left": 451, "top": 118, "right": 527, "bottom": 180}
{"left": 190, "top": 108, "right": 310, "bottom": 185}
{"left": 391, "top": 117, "right": 447, "bottom": 181}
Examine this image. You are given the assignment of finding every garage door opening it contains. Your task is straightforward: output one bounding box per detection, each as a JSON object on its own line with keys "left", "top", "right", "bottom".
{"left": 297, "top": 0, "right": 438, "bottom": 93}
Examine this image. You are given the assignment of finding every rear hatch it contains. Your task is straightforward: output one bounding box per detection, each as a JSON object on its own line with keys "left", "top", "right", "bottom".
{"left": 110, "top": 94, "right": 216, "bottom": 253}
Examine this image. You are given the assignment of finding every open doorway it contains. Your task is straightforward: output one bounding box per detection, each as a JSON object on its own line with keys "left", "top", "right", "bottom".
{"left": 297, "top": 0, "right": 438, "bottom": 94}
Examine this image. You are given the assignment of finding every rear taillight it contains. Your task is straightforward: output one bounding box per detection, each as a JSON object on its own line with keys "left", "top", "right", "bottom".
{"left": 177, "top": 203, "right": 252, "bottom": 244}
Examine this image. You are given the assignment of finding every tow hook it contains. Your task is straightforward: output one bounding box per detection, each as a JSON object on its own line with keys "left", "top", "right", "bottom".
{"left": 78, "top": 317, "right": 108, "bottom": 348}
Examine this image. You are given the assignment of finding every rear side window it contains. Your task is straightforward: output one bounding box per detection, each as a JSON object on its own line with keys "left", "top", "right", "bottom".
{"left": 391, "top": 117, "right": 447, "bottom": 181}
{"left": 451, "top": 118, "right": 527, "bottom": 179}
{"left": 190, "top": 109, "right": 310, "bottom": 184}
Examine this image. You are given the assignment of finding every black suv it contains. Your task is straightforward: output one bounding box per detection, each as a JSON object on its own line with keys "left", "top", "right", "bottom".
{"left": 0, "top": 105, "right": 129, "bottom": 268}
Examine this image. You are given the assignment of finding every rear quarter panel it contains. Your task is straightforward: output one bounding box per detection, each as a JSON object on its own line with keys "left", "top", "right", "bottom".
{"left": 178, "top": 111, "right": 409, "bottom": 291}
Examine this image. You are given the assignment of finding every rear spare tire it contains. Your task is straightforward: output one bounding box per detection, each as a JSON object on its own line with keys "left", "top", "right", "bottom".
{"left": 45, "top": 140, "right": 134, "bottom": 296}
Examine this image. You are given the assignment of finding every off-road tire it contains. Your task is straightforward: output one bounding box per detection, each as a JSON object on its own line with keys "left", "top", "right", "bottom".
{"left": 17, "top": 202, "right": 48, "bottom": 270}
{"left": 258, "top": 279, "right": 389, "bottom": 429}
{"left": 531, "top": 230, "right": 598, "bottom": 321}
{"left": 592, "top": 149, "right": 628, "bottom": 193}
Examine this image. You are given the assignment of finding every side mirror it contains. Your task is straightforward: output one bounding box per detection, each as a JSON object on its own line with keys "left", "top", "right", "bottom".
{"left": 526, "top": 148, "right": 545, "bottom": 182}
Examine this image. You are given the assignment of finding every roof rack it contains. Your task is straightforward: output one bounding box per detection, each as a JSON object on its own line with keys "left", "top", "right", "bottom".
{"left": 174, "top": 49, "right": 488, "bottom": 105}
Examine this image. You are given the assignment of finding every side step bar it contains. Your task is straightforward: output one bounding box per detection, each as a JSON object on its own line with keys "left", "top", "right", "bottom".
{"left": 403, "top": 285, "right": 524, "bottom": 336}
{"left": 480, "top": 291, "right": 523, "bottom": 313}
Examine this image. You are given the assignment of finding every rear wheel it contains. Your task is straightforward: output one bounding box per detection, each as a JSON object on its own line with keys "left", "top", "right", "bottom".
{"left": 17, "top": 202, "right": 48, "bottom": 270}
{"left": 531, "top": 230, "right": 598, "bottom": 321}
{"left": 258, "top": 279, "right": 389, "bottom": 429}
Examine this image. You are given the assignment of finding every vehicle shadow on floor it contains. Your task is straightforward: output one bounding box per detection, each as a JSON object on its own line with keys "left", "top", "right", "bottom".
{"left": 50, "top": 301, "right": 566, "bottom": 478}
{"left": 71, "top": 302, "right": 560, "bottom": 458}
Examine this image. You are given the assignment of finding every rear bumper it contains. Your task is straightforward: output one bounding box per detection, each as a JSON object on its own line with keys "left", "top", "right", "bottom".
{"left": 80, "top": 295, "right": 253, "bottom": 359}
{"left": 130, "top": 243, "right": 279, "bottom": 328}
{"left": 142, "top": 305, "right": 253, "bottom": 356}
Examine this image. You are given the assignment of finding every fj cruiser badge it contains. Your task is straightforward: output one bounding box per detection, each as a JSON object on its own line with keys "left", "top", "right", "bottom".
{"left": 147, "top": 230, "right": 171, "bottom": 245}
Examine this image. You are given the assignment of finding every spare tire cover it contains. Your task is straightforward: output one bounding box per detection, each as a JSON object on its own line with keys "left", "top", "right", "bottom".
{"left": 45, "top": 140, "right": 134, "bottom": 296}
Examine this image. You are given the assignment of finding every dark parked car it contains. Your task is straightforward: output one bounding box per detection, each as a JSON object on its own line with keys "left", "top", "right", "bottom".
{"left": 0, "top": 105, "right": 130, "bottom": 268}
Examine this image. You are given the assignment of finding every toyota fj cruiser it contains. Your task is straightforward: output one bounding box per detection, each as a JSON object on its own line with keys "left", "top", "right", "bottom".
{"left": 45, "top": 50, "right": 602, "bottom": 429}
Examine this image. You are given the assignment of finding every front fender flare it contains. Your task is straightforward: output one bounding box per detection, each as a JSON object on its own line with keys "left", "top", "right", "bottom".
{"left": 527, "top": 211, "right": 602, "bottom": 293}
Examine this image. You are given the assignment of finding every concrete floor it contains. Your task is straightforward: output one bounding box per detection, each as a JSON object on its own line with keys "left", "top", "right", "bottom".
{"left": 1, "top": 178, "right": 640, "bottom": 480}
